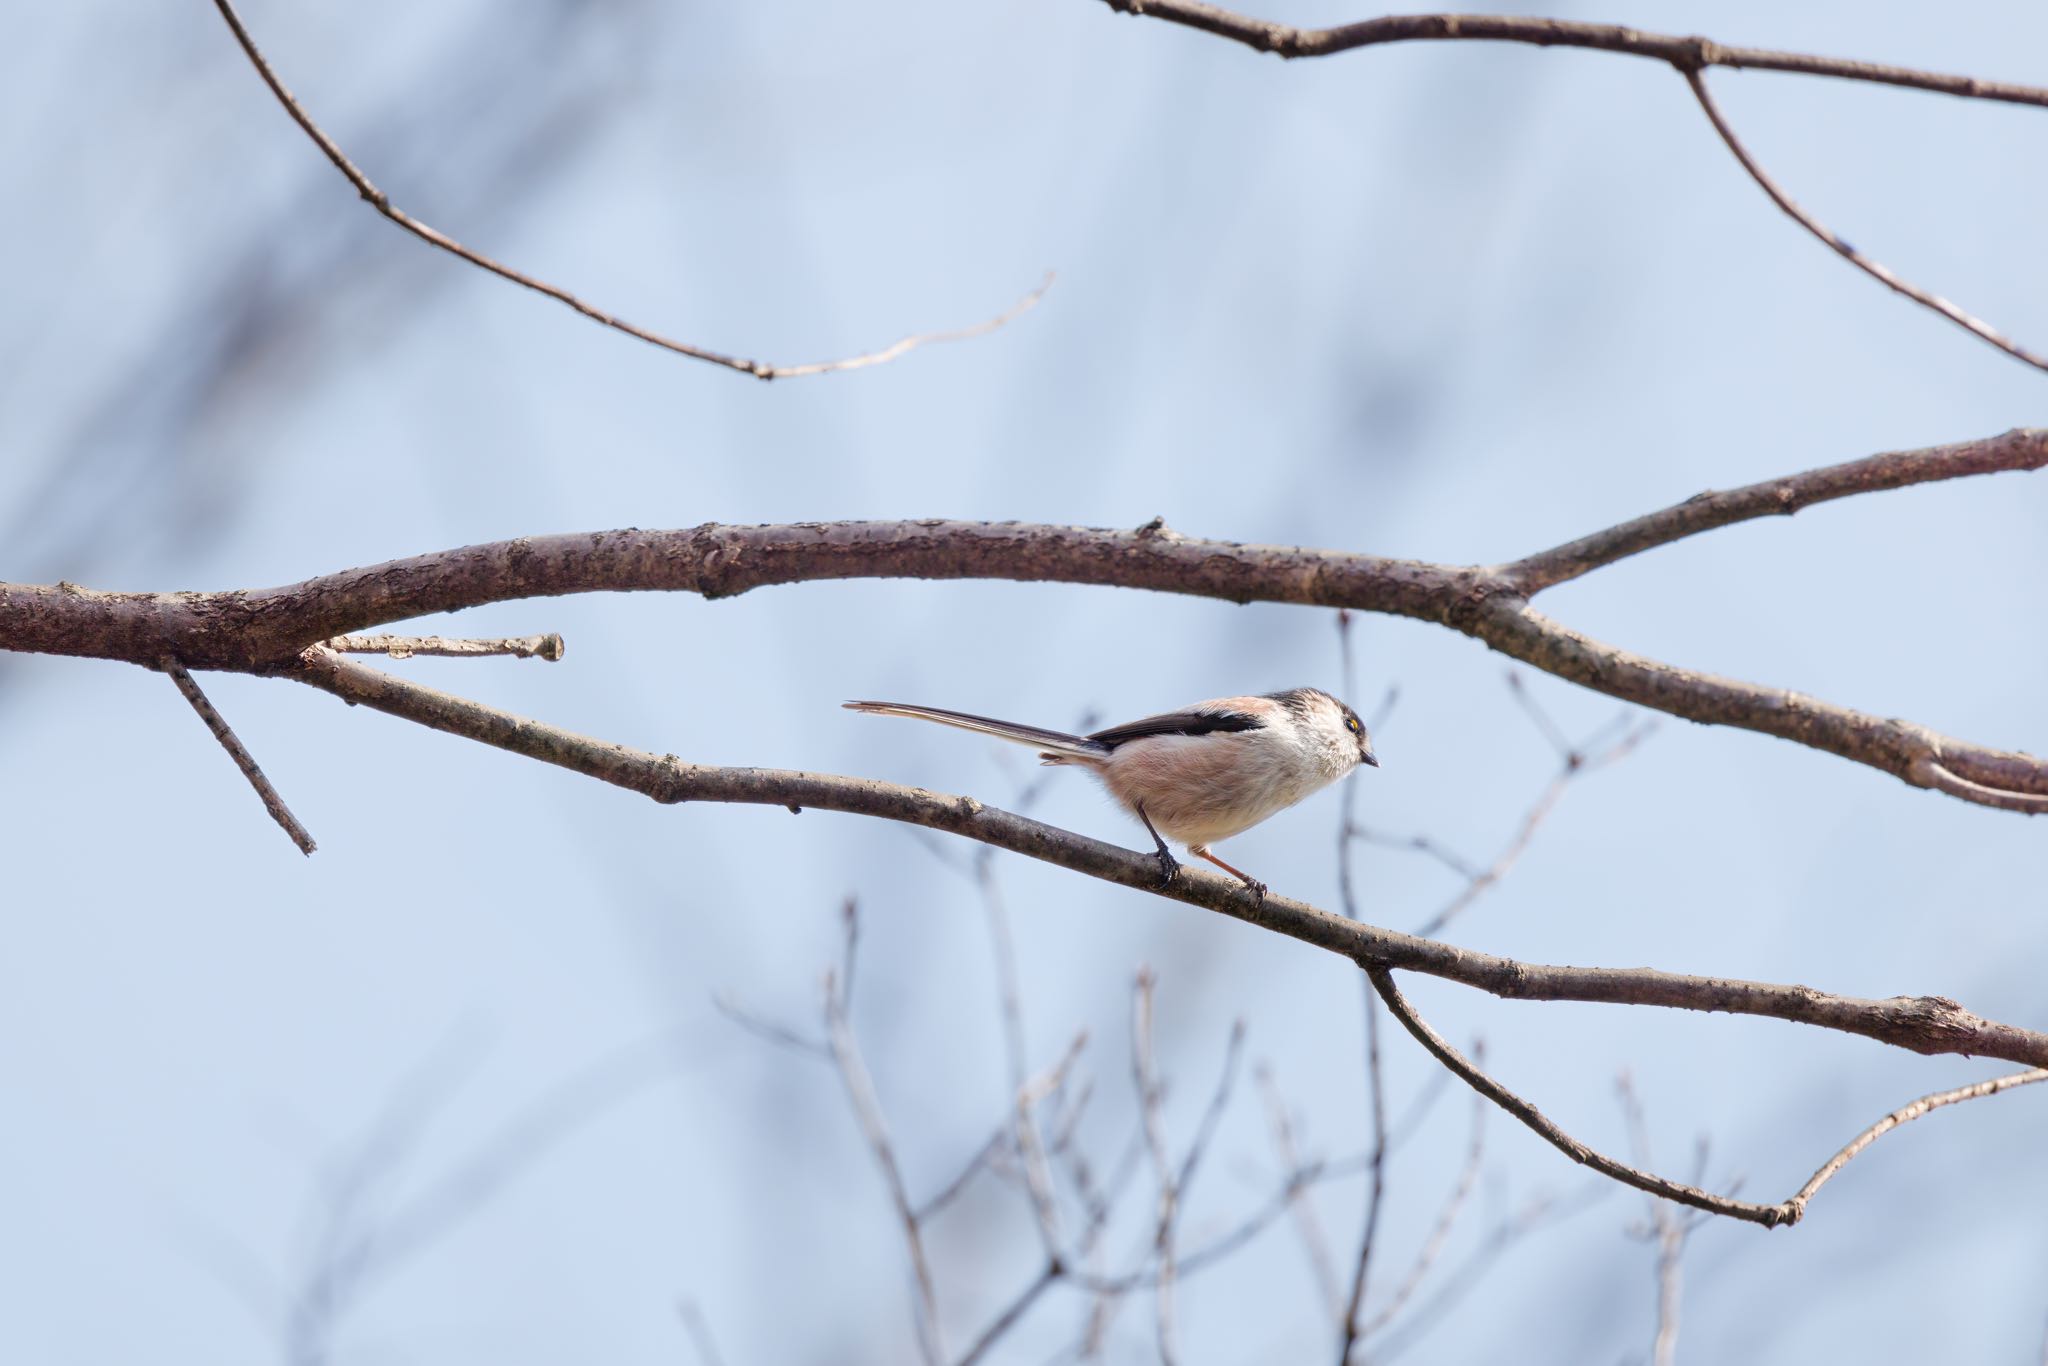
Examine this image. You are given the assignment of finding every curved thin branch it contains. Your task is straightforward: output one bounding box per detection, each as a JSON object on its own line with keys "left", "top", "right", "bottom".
{"left": 1098, "top": 2, "right": 2048, "bottom": 372}
{"left": 1365, "top": 967, "right": 1788, "bottom": 1226}
{"left": 1779, "top": 1067, "right": 2048, "bottom": 1221}
{"left": 210, "top": 0, "right": 1048, "bottom": 380}
{"left": 7, "top": 429, "right": 2043, "bottom": 811}
{"left": 1095, "top": 3, "right": 2048, "bottom": 109}
{"left": 1682, "top": 70, "right": 2048, "bottom": 375}
{"left": 284, "top": 645, "right": 2048, "bottom": 1072}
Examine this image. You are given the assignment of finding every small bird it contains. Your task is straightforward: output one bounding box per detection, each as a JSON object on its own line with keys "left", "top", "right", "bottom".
{"left": 844, "top": 688, "right": 1378, "bottom": 895}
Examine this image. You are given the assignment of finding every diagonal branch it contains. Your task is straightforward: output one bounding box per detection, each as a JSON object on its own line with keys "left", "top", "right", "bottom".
{"left": 283, "top": 645, "right": 2048, "bottom": 1074}
{"left": 1364, "top": 966, "right": 1788, "bottom": 1226}
{"left": 162, "top": 656, "right": 316, "bottom": 855}
{"left": 209, "top": 0, "right": 1048, "bottom": 380}
{"left": 1095, "top": 2, "right": 2048, "bottom": 372}
{"left": 1504, "top": 427, "right": 2048, "bottom": 591}
{"left": 1681, "top": 70, "right": 2048, "bottom": 375}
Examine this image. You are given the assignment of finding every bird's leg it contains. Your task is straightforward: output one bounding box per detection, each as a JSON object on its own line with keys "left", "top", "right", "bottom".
{"left": 1190, "top": 845, "right": 1268, "bottom": 903}
{"left": 1135, "top": 804, "right": 1180, "bottom": 887}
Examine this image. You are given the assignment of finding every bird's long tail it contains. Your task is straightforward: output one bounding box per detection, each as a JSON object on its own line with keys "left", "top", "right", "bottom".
{"left": 843, "top": 700, "right": 1110, "bottom": 763}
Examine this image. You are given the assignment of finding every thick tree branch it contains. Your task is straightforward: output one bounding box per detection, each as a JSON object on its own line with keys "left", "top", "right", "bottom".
{"left": 283, "top": 646, "right": 2048, "bottom": 1073}
{"left": 1096, "top": 3, "right": 2048, "bottom": 372}
{"left": 8, "top": 429, "right": 2042, "bottom": 811}
{"left": 209, "top": 0, "right": 1047, "bottom": 380}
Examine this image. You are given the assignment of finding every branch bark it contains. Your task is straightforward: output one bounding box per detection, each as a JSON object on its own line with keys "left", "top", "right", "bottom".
{"left": 282, "top": 646, "right": 2048, "bottom": 1073}
{"left": 1095, "top": 2, "right": 2048, "bottom": 372}
{"left": 8, "top": 429, "right": 2044, "bottom": 811}
{"left": 1094, "top": 3, "right": 2048, "bottom": 108}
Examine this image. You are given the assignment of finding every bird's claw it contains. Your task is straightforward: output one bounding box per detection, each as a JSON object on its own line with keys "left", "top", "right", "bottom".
{"left": 1154, "top": 849, "right": 1181, "bottom": 887}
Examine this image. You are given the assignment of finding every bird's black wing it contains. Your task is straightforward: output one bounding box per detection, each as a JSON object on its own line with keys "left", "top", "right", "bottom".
{"left": 1087, "top": 708, "right": 1266, "bottom": 751}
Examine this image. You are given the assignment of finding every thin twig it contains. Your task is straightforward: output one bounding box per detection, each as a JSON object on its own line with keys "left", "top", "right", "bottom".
{"left": 1014, "top": 1033, "right": 1091, "bottom": 1258}
{"left": 677, "top": 1299, "right": 729, "bottom": 1366}
{"left": 825, "top": 960, "right": 944, "bottom": 1365}
{"left": 1330, "top": 615, "right": 1393, "bottom": 1359}
{"left": 1778, "top": 1067, "right": 2048, "bottom": 1220}
{"left": 324, "top": 633, "right": 564, "bottom": 661}
{"left": 161, "top": 656, "right": 316, "bottom": 855}
{"left": 1684, "top": 69, "right": 2048, "bottom": 375}
{"left": 713, "top": 993, "right": 831, "bottom": 1062}
{"left": 1353, "top": 1064, "right": 1488, "bottom": 1344}
{"left": 1365, "top": 967, "right": 1791, "bottom": 1226}
{"left": 1256, "top": 1067, "right": 1342, "bottom": 1323}
{"left": 953, "top": 1260, "right": 1061, "bottom": 1366}
{"left": 1411, "top": 719, "right": 1654, "bottom": 940}
{"left": 1338, "top": 991, "right": 1389, "bottom": 1361}
{"left": 1618, "top": 1073, "right": 1698, "bottom": 1366}
{"left": 1132, "top": 969, "right": 1179, "bottom": 1366}
{"left": 913, "top": 1130, "right": 1007, "bottom": 1225}
{"left": 209, "top": 0, "right": 1048, "bottom": 380}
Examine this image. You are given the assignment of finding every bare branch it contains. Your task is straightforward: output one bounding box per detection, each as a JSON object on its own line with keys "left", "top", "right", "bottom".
{"left": 1411, "top": 718, "right": 1653, "bottom": 940}
{"left": 1353, "top": 1067, "right": 1487, "bottom": 1345}
{"left": 208, "top": 0, "right": 1047, "bottom": 380}
{"left": 824, "top": 957, "right": 944, "bottom": 1364}
{"left": 1094, "top": 3, "right": 2048, "bottom": 370}
{"left": 1132, "top": 969, "right": 1179, "bottom": 1366}
{"left": 1683, "top": 69, "right": 2048, "bottom": 375}
{"left": 324, "top": 633, "right": 565, "bottom": 661}
{"left": 161, "top": 655, "right": 316, "bottom": 855}
{"left": 677, "top": 1300, "right": 729, "bottom": 1366}
{"left": 1508, "top": 427, "right": 2048, "bottom": 594}
{"left": 284, "top": 646, "right": 2048, "bottom": 1074}
{"left": 1779, "top": 1067, "right": 2048, "bottom": 1220}
{"left": 1254, "top": 1068, "right": 1342, "bottom": 1324}
{"left": 1093, "top": 2, "right": 2048, "bottom": 108}
{"left": 713, "top": 993, "right": 832, "bottom": 1062}
{"left": 1366, "top": 966, "right": 1796, "bottom": 1227}
{"left": 1014, "top": 1032, "right": 1091, "bottom": 1258}
{"left": 14, "top": 429, "right": 2045, "bottom": 810}
{"left": 953, "top": 1260, "right": 1061, "bottom": 1366}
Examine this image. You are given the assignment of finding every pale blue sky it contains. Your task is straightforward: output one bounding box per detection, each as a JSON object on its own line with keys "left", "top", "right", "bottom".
{"left": 3, "top": 2, "right": 2044, "bottom": 1362}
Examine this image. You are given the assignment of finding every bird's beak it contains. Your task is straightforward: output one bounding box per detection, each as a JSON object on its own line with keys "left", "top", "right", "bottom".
{"left": 1361, "top": 748, "right": 1379, "bottom": 768}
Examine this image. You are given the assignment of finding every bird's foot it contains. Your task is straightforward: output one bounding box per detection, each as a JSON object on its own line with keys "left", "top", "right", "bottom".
{"left": 1153, "top": 848, "right": 1182, "bottom": 887}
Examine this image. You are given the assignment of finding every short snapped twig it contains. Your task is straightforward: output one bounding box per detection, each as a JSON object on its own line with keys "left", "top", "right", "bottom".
{"left": 161, "top": 656, "right": 316, "bottom": 855}
{"left": 325, "top": 633, "right": 565, "bottom": 661}
{"left": 208, "top": 0, "right": 1048, "bottom": 380}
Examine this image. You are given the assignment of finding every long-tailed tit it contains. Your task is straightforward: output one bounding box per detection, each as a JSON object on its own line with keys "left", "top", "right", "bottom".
{"left": 844, "top": 688, "right": 1378, "bottom": 895}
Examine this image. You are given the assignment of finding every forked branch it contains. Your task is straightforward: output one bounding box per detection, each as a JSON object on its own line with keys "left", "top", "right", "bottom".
{"left": 7, "top": 429, "right": 2043, "bottom": 813}
{"left": 1095, "top": 1, "right": 2048, "bottom": 373}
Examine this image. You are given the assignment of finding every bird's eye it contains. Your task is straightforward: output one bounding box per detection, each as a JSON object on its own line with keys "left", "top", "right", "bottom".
{"left": 1345, "top": 716, "right": 1360, "bottom": 734}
